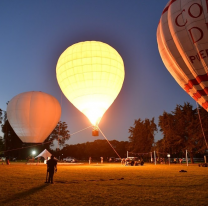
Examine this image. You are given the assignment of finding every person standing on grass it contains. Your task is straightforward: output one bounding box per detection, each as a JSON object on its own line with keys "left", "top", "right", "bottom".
{"left": 46, "top": 155, "right": 57, "bottom": 184}
{"left": 6, "top": 156, "right": 10, "bottom": 165}
{"left": 121, "top": 158, "right": 125, "bottom": 165}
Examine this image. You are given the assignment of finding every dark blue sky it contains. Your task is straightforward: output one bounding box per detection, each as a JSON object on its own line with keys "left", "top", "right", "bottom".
{"left": 0, "top": 0, "right": 196, "bottom": 145}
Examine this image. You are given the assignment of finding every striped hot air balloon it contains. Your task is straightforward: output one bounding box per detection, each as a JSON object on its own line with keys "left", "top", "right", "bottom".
{"left": 157, "top": 0, "right": 208, "bottom": 110}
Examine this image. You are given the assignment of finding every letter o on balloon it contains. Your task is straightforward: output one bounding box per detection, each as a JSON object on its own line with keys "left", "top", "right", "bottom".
{"left": 56, "top": 41, "right": 125, "bottom": 125}
{"left": 7, "top": 91, "right": 61, "bottom": 143}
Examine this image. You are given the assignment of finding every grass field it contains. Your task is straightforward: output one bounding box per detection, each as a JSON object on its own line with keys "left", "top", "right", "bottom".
{"left": 0, "top": 163, "right": 207, "bottom": 206}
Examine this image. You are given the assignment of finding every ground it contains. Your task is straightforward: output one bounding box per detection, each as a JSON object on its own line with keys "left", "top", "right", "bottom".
{"left": 0, "top": 162, "right": 207, "bottom": 206}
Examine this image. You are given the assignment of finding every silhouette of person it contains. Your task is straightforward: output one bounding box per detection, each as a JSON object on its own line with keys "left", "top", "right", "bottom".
{"left": 6, "top": 156, "right": 10, "bottom": 165}
{"left": 46, "top": 155, "right": 57, "bottom": 184}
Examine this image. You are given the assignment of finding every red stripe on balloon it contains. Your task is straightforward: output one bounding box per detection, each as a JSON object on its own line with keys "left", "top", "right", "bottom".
{"left": 190, "top": 96, "right": 208, "bottom": 109}
{"left": 189, "top": 88, "right": 208, "bottom": 102}
{"left": 162, "top": 0, "right": 177, "bottom": 15}
{"left": 158, "top": 0, "right": 178, "bottom": 25}
{"left": 198, "top": 88, "right": 208, "bottom": 96}
{"left": 184, "top": 73, "right": 208, "bottom": 92}
{"left": 193, "top": 92, "right": 201, "bottom": 101}
{"left": 202, "top": 101, "right": 208, "bottom": 110}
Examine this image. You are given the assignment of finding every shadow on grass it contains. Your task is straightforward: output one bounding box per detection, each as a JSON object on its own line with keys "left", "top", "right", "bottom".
{"left": 91, "top": 165, "right": 105, "bottom": 166}
{"left": 2, "top": 184, "right": 49, "bottom": 204}
{"left": 55, "top": 178, "right": 124, "bottom": 184}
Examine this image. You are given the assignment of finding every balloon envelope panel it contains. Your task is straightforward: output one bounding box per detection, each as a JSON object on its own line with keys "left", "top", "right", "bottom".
{"left": 56, "top": 41, "right": 125, "bottom": 125}
{"left": 157, "top": 0, "right": 208, "bottom": 111}
{"left": 7, "top": 91, "right": 61, "bottom": 143}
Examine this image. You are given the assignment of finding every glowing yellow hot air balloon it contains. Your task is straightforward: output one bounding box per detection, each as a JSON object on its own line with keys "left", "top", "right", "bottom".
{"left": 7, "top": 91, "right": 61, "bottom": 143}
{"left": 56, "top": 41, "right": 125, "bottom": 129}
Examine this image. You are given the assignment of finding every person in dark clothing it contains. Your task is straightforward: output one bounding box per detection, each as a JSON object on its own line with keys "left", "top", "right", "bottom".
{"left": 46, "top": 155, "right": 57, "bottom": 184}
{"left": 6, "top": 156, "right": 10, "bottom": 165}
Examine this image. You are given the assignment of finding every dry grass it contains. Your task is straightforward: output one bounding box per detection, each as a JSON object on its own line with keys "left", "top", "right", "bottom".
{"left": 0, "top": 163, "right": 207, "bottom": 206}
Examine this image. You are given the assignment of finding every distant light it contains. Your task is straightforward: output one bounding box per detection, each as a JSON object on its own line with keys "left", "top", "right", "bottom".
{"left": 32, "top": 150, "right": 36, "bottom": 155}
{"left": 167, "top": 154, "right": 170, "bottom": 157}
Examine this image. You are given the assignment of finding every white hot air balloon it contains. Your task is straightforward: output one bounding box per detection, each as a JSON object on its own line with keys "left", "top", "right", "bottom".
{"left": 157, "top": 0, "right": 208, "bottom": 111}
{"left": 7, "top": 91, "right": 61, "bottom": 143}
{"left": 56, "top": 41, "right": 125, "bottom": 135}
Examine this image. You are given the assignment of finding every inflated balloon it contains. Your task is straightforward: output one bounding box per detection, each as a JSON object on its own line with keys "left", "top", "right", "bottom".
{"left": 157, "top": 0, "right": 208, "bottom": 110}
{"left": 7, "top": 91, "right": 61, "bottom": 143}
{"left": 56, "top": 41, "right": 125, "bottom": 126}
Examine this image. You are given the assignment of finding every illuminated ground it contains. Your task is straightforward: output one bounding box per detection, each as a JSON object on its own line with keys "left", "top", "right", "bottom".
{"left": 0, "top": 163, "right": 207, "bottom": 206}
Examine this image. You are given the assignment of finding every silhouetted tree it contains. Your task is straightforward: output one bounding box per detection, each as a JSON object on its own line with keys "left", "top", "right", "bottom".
{"left": 0, "top": 108, "right": 3, "bottom": 125}
{"left": 60, "top": 140, "right": 129, "bottom": 161}
{"left": 2, "top": 120, "right": 24, "bottom": 158}
{"left": 128, "top": 118, "right": 157, "bottom": 153}
{"left": 0, "top": 136, "right": 4, "bottom": 154}
{"left": 0, "top": 109, "right": 3, "bottom": 154}
{"left": 44, "top": 121, "right": 70, "bottom": 151}
{"left": 158, "top": 102, "right": 207, "bottom": 163}
{"left": 195, "top": 105, "right": 208, "bottom": 153}
{"left": 1, "top": 107, "right": 71, "bottom": 159}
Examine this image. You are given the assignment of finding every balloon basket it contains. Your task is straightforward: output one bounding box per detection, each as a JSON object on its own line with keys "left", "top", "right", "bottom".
{"left": 92, "top": 127, "right": 99, "bottom": 136}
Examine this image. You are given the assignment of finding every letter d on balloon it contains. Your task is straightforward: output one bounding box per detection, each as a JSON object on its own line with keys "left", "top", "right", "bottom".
{"left": 188, "top": 27, "right": 204, "bottom": 44}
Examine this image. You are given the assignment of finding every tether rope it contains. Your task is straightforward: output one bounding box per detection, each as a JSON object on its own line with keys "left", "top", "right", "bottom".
{"left": 57, "top": 92, "right": 63, "bottom": 150}
{"left": 2, "top": 125, "right": 94, "bottom": 153}
{"left": 97, "top": 126, "right": 121, "bottom": 159}
{"left": 196, "top": 102, "right": 208, "bottom": 150}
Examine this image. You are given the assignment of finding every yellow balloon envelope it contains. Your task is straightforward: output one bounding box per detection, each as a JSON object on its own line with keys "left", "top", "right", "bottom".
{"left": 7, "top": 91, "right": 61, "bottom": 143}
{"left": 56, "top": 41, "right": 125, "bottom": 125}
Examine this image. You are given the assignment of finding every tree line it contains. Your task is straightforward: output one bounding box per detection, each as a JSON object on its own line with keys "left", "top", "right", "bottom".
{"left": 0, "top": 102, "right": 208, "bottom": 162}
{"left": 157, "top": 103, "right": 208, "bottom": 162}
{"left": 57, "top": 140, "right": 128, "bottom": 161}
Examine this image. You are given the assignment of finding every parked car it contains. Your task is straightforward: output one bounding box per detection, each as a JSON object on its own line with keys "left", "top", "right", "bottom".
{"left": 63, "top": 157, "right": 76, "bottom": 162}
{"left": 71, "top": 159, "right": 78, "bottom": 163}
{"left": 125, "top": 157, "right": 144, "bottom": 166}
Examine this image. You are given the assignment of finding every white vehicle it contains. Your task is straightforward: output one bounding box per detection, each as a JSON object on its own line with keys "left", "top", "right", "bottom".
{"left": 71, "top": 159, "right": 77, "bottom": 163}
{"left": 63, "top": 157, "right": 75, "bottom": 162}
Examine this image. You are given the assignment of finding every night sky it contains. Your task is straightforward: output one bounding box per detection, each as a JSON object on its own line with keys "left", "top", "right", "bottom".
{"left": 0, "top": 0, "right": 196, "bottom": 145}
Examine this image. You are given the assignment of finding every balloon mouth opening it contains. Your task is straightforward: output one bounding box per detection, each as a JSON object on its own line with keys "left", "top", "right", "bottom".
{"left": 82, "top": 108, "right": 104, "bottom": 126}
{"left": 88, "top": 116, "right": 102, "bottom": 126}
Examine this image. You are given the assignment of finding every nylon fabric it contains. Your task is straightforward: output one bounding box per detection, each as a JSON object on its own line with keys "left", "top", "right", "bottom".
{"left": 157, "top": 0, "right": 208, "bottom": 111}
{"left": 7, "top": 91, "right": 61, "bottom": 143}
{"left": 56, "top": 41, "right": 125, "bottom": 125}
